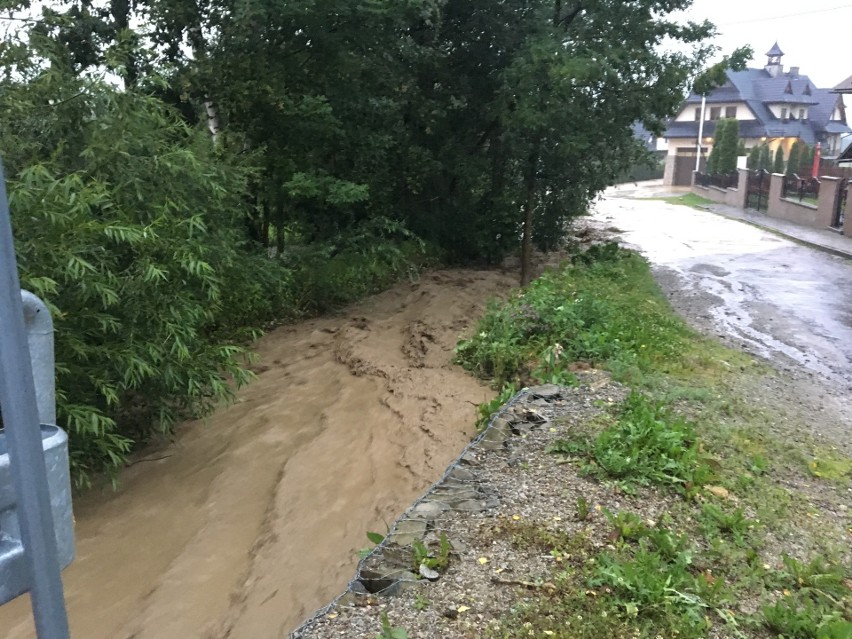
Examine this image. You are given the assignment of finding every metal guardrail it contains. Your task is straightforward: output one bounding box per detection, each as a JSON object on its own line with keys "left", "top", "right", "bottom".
{"left": 0, "top": 159, "right": 72, "bottom": 638}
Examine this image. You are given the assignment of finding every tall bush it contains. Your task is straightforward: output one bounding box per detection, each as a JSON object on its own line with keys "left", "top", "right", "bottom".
{"left": 747, "top": 146, "right": 760, "bottom": 170}
{"left": 773, "top": 146, "right": 785, "bottom": 174}
{"left": 787, "top": 141, "right": 802, "bottom": 176}
{"left": 3, "top": 70, "right": 283, "bottom": 484}
{"left": 758, "top": 145, "right": 772, "bottom": 171}
{"left": 718, "top": 118, "right": 739, "bottom": 173}
{"left": 799, "top": 144, "right": 815, "bottom": 175}
{"left": 706, "top": 119, "right": 725, "bottom": 174}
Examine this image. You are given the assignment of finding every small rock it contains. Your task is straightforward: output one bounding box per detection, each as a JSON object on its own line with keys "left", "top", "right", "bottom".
{"left": 447, "top": 467, "right": 476, "bottom": 482}
{"left": 479, "top": 418, "right": 511, "bottom": 451}
{"left": 453, "top": 500, "right": 487, "bottom": 513}
{"left": 410, "top": 501, "right": 446, "bottom": 520}
{"left": 528, "top": 384, "right": 562, "bottom": 400}
{"left": 459, "top": 452, "right": 480, "bottom": 466}
{"left": 419, "top": 564, "right": 440, "bottom": 581}
{"left": 388, "top": 519, "right": 428, "bottom": 546}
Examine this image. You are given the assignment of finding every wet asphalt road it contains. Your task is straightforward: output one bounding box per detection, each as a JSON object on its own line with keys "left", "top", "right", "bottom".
{"left": 595, "top": 189, "right": 852, "bottom": 389}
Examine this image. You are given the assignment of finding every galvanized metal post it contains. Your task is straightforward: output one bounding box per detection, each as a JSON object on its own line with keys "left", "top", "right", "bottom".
{"left": 21, "top": 291, "right": 56, "bottom": 427}
{"left": 0, "top": 160, "right": 70, "bottom": 638}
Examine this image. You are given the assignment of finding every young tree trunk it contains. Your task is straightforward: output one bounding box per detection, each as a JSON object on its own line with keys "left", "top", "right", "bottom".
{"left": 520, "top": 152, "right": 538, "bottom": 287}
{"left": 188, "top": 24, "right": 221, "bottom": 145}
{"left": 204, "top": 98, "right": 222, "bottom": 144}
{"left": 110, "top": 0, "right": 138, "bottom": 88}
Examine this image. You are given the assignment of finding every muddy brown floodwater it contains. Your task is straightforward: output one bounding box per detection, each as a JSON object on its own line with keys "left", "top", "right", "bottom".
{"left": 0, "top": 268, "right": 515, "bottom": 638}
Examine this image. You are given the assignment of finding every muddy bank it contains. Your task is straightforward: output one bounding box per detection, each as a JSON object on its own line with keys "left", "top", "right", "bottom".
{"left": 0, "top": 268, "right": 514, "bottom": 638}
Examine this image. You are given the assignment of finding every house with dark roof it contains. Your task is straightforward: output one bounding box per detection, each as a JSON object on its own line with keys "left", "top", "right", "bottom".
{"left": 833, "top": 75, "right": 852, "bottom": 165}
{"left": 662, "top": 44, "right": 851, "bottom": 185}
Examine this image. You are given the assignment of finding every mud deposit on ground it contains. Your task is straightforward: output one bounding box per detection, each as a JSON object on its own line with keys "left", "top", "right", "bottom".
{"left": 0, "top": 269, "right": 514, "bottom": 638}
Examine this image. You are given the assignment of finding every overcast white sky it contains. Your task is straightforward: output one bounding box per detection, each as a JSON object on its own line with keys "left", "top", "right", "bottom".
{"left": 673, "top": 0, "right": 851, "bottom": 88}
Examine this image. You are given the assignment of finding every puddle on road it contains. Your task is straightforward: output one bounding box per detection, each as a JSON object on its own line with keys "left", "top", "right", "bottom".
{"left": 0, "top": 269, "right": 514, "bottom": 638}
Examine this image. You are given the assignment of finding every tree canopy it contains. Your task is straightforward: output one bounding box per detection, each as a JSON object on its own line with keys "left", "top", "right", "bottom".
{"left": 1, "top": 0, "right": 727, "bottom": 483}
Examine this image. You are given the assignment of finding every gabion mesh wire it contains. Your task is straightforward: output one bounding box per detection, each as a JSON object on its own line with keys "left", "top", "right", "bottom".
{"left": 289, "top": 387, "right": 533, "bottom": 638}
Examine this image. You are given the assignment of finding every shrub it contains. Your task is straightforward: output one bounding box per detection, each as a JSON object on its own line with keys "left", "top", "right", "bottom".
{"left": 773, "top": 146, "right": 786, "bottom": 174}
{"left": 455, "top": 245, "right": 692, "bottom": 388}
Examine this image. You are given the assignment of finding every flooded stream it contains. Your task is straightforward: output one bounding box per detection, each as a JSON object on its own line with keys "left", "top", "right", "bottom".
{"left": 0, "top": 269, "right": 514, "bottom": 638}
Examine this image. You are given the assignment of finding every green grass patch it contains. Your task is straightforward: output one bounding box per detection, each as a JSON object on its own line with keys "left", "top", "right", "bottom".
{"left": 547, "top": 392, "right": 714, "bottom": 496}
{"left": 655, "top": 193, "right": 715, "bottom": 210}
{"left": 806, "top": 450, "right": 852, "bottom": 483}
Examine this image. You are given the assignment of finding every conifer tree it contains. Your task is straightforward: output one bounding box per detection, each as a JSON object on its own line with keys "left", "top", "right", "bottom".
{"left": 759, "top": 144, "right": 772, "bottom": 171}
{"left": 719, "top": 118, "right": 739, "bottom": 173}
{"left": 747, "top": 145, "right": 760, "bottom": 170}
{"left": 787, "top": 142, "right": 801, "bottom": 176}
{"left": 773, "top": 146, "right": 785, "bottom": 174}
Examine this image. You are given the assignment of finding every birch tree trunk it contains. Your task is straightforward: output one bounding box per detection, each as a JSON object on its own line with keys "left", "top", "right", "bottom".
{"left": 188, "top": 24, "right": 221, "bottom": 146}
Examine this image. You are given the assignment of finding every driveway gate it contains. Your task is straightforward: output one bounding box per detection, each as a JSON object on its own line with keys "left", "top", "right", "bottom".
{"left": 747, "top": 169, "right": 770, "bottom": 211}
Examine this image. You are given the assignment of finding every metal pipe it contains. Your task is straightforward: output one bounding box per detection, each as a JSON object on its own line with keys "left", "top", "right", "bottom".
{"left": 695, "top": 94, "right": 706, "bottom": 172}
{"left": 0, "top": 159, "right": 70, "bottom": 637}
{"left": 21, "top": 291, "right": 55, "bottom": 426}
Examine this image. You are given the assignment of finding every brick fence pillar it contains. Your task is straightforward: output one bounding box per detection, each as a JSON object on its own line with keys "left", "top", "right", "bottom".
{"left": 735, "top": 169, "right": 749, "bottom": 209}
{"left": 767, "top": 173, "right": 785, "bottom": 218}
{"left": 816, "top": 177, "right": 840, "bottom": 228}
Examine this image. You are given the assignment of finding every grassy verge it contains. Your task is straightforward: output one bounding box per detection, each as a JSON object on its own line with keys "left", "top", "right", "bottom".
{"left": 654, "top": 193, "right": 715, "bottom": 209}
{"left": 455, "top": 245, "right": 851, "bottom": 638}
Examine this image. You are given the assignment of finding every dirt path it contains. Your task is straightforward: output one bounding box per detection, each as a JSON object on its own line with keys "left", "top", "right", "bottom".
{"left": 0, "top": 269, "right": 514, "bottom": 638}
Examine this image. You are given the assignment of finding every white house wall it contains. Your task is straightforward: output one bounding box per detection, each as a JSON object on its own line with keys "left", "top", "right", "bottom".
{"left": 767, "top": 104, "right": 809, "bottom": 120}
{"left": 673, "top": 102, "right": 757, "bottom": 122}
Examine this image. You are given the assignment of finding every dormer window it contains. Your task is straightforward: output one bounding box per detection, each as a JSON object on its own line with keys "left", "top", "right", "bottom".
{"left": 803, "top": 84, "right": 812, "bottom": 96}
{"left": 784, "top": 81, "right": 793, "bottom": 94}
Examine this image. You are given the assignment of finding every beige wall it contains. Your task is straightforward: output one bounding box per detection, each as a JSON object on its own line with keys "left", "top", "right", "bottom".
{"left": 690, "top": 169, "right": 749, "bottom": 209}
{"left": 766, "top": 174, "right": 838, "bottom": 228}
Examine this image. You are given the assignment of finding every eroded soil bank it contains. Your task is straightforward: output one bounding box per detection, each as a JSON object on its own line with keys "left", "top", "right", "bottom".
{"left": 0, "top": 268, "right": 514, "bottom": 638}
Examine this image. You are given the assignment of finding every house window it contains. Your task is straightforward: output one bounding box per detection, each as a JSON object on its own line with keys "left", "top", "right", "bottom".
{"left": 694, "top": 107, "right": 701, "bottom": 121}
{"left": 799, "top": 109, "right": 806, "bottom": 120}
{"left": 780, "top": 107, "right": 788, "bottom": 120}
{"left": 725, "top": 106, "right": 737, "bottom": 118}
{"left": 709, "top": 106, "right": 721, "bottom": 121}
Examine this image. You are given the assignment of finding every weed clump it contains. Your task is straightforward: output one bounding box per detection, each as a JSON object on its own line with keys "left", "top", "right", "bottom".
{"left": 548, "top": 392, "right": 713, "bottom": 496}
